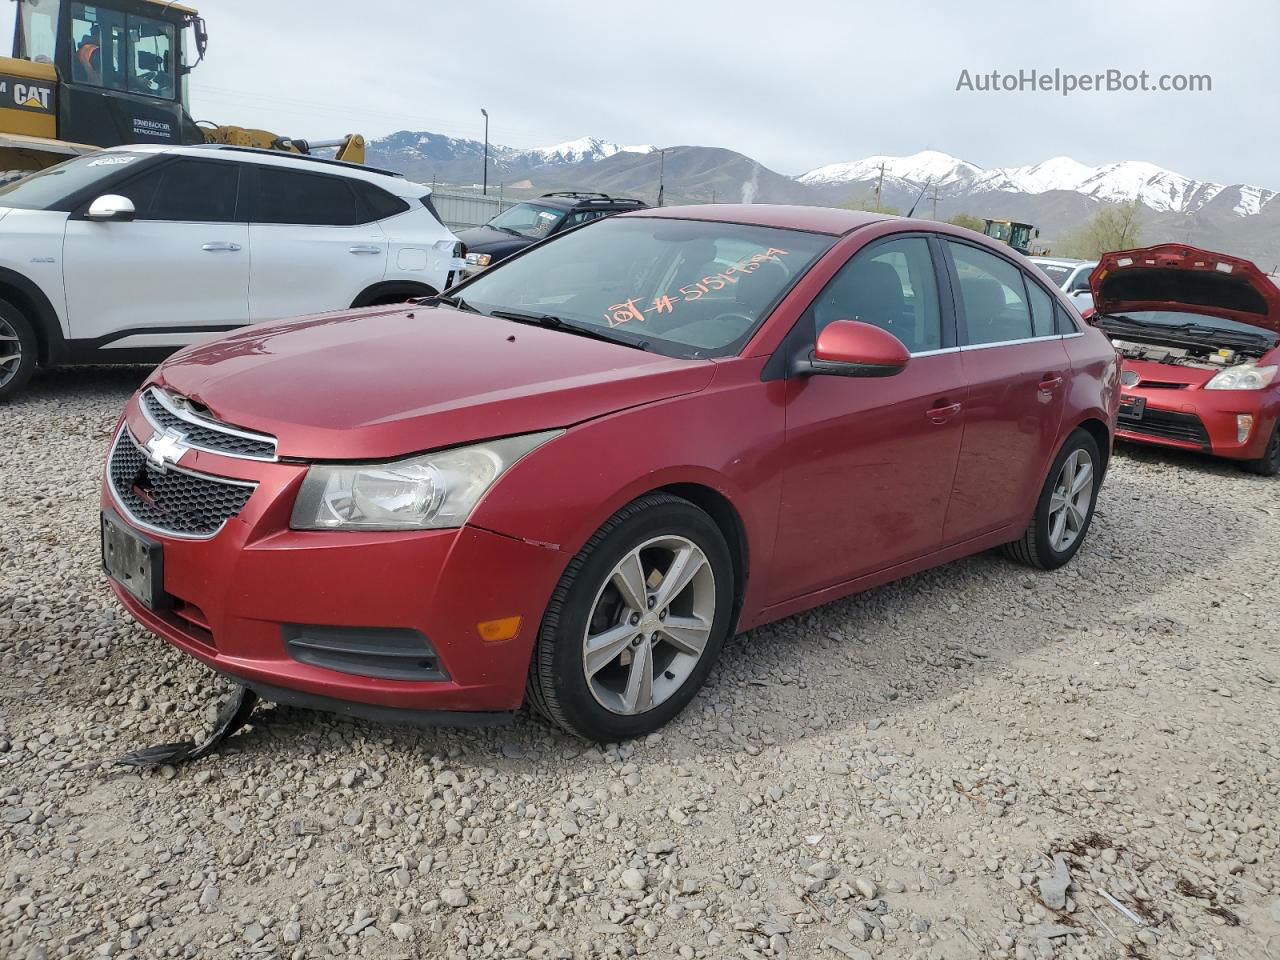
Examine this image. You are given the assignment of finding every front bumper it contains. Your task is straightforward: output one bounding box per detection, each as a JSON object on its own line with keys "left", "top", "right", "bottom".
{"left": 102, "top": 410, "right": 568, "bottom": 716}
{"left": 1116, "top": 387, "right": 1274, "bottom": 460}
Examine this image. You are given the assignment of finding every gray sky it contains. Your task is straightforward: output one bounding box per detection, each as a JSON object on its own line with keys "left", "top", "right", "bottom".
{"left": 5, "top": 0, "right": 1277, "bottom": 187}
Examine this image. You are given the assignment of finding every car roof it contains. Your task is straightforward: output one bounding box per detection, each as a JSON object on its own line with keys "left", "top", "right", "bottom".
{"left": 100, "top": 144, "right": 429, "bottom": 197}
{"left": 621, "top": 203, "right": 892, "bottom": 236}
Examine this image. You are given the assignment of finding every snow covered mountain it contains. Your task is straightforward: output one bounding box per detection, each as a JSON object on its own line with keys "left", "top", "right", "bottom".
{"left": 366, "top": 131, "right": 652, "bottom": 184}
{"left": 798, "top": 150, "right": 1276, "bottom": 217}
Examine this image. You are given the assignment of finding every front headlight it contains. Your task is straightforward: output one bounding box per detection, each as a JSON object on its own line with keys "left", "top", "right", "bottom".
{"left": 290, "top": 431, "right": 561, "bottom": 531}
{"left": 1204, "top": 363, "right": 1277, "bottom": 391}
{"left": 466, "top": 252, "right": 492, "bottom": 267}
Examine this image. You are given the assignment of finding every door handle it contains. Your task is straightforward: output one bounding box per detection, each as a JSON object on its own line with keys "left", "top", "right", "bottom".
{"left": 201, "top": 242, "right": 242, "bottom": 252}
{"left": 926, "top": 402, "right": 962, "bottom": 424}
{"left": 348, "top": 245, "right": 383, "bottom": 255}
{"left": 1038, "top": 375, "right": 1064, "bottom": 391}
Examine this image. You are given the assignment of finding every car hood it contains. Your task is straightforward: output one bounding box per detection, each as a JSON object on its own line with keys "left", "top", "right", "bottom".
{"left": 1092, "top": 243, "right": 1280, "bottom": 333}
{"left": 456, "top": 225, "right": 530, "bottom": 253}
{"left": 154, "top": 306, "right": 715, "bottom": 460}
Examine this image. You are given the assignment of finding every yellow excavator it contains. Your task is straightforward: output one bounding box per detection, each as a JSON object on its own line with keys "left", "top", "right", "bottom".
{"left": 1, "top": 0, "right": 362, "bottom": 180}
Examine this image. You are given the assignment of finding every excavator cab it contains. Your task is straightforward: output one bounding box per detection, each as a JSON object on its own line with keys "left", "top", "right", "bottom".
{"left": 3, "top": 0, "right": 206, "bottom": 173}
{"left": 982, "top": 219, "right": 1041, "bottom": 256}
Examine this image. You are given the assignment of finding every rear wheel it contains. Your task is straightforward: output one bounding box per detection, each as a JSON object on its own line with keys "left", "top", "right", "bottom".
{"left": 1241, "top": 422, "right": 1280, "bottom": 477}
{"left": 1002, "top": 428, "right": 1101, "bottom": 570}
{"left": 0, "top": 299, "right": 37, "bottom": 402}
{"left": 527, "top": 494, "right": 735, "bottom": 742}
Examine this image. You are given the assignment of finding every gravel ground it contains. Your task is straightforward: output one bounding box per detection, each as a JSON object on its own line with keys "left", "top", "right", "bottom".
{"left": 2, "top": 367, "right": 1279, "bottom": 960}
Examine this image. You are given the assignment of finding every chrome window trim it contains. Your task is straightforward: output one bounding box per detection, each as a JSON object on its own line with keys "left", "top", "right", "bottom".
{"left": 958, "top": 333, "right": 1077, "bottom": 352}
{"left": 909, "top": 346, "right": 960, "bottom": 358}
{"left": 141, "top": 386, "right": 279, "bottom": 462}
{"left": 107, "top": 425, "right": 257, "bottom": 542}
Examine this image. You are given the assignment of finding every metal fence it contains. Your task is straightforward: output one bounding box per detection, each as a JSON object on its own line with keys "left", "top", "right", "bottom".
{"left": 429, "top": 190, "right": 519, "bottom": 232}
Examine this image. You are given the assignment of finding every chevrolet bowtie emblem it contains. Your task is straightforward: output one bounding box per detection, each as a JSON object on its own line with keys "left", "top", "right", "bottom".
{"left": 145, "top": 428, "right": 189, "bottom": 471}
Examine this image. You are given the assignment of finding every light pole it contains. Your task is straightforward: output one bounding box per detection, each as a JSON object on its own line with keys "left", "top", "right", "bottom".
{"left": 480, "top": 108, "right": 489, "bottom": 196}
{"left": 657, "top": 148, "right": 666, "bottom": 207}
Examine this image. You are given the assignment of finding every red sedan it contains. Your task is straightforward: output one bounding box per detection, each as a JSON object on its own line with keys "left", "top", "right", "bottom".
{"left": 1089, "top": 244, "right": 1280, "bottom": 475}
{"left": 101, "top": 205, "right": 1118, "bottom": 741}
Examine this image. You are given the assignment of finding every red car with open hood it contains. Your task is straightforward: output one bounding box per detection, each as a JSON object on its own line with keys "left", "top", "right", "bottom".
{"left": 1090, "top": 244, "right": 1280, "bottom": 475}
{"left": 101, "top": 205, "right": 1118, "bottom": 741}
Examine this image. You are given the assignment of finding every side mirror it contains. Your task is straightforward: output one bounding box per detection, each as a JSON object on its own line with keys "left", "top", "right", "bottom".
{"left": 793, "top": 319, "right": 910, "bottom": 378}
{"left": 86, "top": 195, "right": 136, "bottom": 222}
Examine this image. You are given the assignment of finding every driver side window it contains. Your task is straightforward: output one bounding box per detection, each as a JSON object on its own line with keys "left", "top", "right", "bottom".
{"left": 812, "top": 236, "right": 942, "bottom": 353}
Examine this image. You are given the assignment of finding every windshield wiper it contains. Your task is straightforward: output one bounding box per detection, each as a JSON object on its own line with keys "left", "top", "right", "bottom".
{"left": 488, "top": 309, "right": 649, "bottom": 350}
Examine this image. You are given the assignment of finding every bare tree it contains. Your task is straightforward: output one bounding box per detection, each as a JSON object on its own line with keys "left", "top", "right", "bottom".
{"left": 1056, "top": 201, "right": 1144, "bottom": 258}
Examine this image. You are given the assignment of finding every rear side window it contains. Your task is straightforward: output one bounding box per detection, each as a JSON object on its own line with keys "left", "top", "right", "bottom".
{"left": 1025, "top": 277, "right": 1056, "bottom": 337}
{"left": 352, "top": 180, "right": 410, "bottom": 221}
{"left": 253, "top": 167, "right": 361, "bottom": 225}
{"left": 147, "top": 160, "right": 239, "bottom": 222}
{"left": 948, "top": 242, "right": 1033, "bottom": 345}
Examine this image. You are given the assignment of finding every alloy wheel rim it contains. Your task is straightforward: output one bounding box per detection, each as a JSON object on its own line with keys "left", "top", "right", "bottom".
{"left": 0, "top": 316, "right": 20, "bottom": 389}
{"left": 582, "top": 535, "right": 716, "bottom": 716}
{"left": 1047, "top": 448, "right": 1094, "bottom": 552}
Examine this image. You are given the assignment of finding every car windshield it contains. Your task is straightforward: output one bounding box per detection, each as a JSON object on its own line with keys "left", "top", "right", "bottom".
{"left": 1034, "top": 263, "right": 1073, "bottom": 287}
{"left": 1108, "top": 310, "right": 1276, "bottom": 341}
{"left": 487, "top": 202, "right": 566, "bottom": 239}
{"left": 458, "top": 216, "right": 836, "bottom": 359}
{"left": 0, "top": 152, "right": 149, "bottom": 210}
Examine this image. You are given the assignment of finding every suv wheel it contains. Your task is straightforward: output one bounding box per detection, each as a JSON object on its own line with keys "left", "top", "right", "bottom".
{"left": 1002, "top": 428, "right": 1102, "bottom": 570}
{"left": 527, "top": 493, "right": 734, "bottom": 742}
{"left": 0, "top": 298, "right": 37, "bottom": 401}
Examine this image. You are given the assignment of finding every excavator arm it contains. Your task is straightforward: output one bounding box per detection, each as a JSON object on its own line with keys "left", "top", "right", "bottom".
{"left": 199, "top": 125, "right": 366, "bottom": 164}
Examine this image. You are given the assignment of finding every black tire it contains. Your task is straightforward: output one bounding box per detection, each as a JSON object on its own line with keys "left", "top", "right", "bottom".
{"left": 1241, "top": 421, "right": 1280, "bottom": 477}
{"left": 0, "top": 298, "right": 38, "bottom": 402}
{"left": 1002, "top": 428, "right": 1102, "bottom": 570}
{"left": 526, "top": 493, "right": 735, "bottom": 742}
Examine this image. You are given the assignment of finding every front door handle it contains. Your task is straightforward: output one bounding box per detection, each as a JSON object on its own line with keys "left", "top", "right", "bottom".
{"left": 349, "top": 245, "right": 383, "bottom": 255}
{"left": 1039, "top": 375, "right": 1064, "bottom": 390}
{"left": 926, "top": 402, "right": 962, "bottom": 424}
{"left": 201, "top": 242, "right": 242, "bottom": 252}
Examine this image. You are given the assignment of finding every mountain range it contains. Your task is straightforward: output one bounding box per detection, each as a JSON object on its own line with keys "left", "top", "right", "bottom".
{"left": 365, "top": 133, "right": 1280, "bottom": 269}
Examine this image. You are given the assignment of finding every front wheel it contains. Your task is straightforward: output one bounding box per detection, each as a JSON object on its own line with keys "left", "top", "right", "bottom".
{"left": 1002, "top": 428, "right": 1102, "bottom": 570}
{"left": 1241, "top": 422, "right": 1280, "bottom": 477}
{"left": 0, "top": 298, "right": 37, "bottom": 402}
{"left": 527, "top": 493, "right": 735, "bottom": 742}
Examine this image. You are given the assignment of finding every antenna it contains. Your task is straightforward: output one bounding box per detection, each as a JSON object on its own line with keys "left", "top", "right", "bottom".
{"left": 905, "top": 180, "right": 931, "bottom": 218}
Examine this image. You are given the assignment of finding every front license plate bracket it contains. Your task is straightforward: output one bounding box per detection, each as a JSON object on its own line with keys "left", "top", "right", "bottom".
{"left": 101, "top": 510, "right": 169, "bottom": 610}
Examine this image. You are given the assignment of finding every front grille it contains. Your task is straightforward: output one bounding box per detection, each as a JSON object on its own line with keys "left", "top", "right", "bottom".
{"left": 141, "top": 388, "right": 277, "bottom": 461}
{"left": 1118, "top": 409, "right": 1210, "bottom": 448}
{"left": 108, "top": 428, "right": 256, "bottom": 538}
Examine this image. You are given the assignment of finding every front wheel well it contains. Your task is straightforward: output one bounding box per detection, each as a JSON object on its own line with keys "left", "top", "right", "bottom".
{"left": 0, "top": 273, "right": 61, "bottom": 366}
{"left": 350, "top": 281, "right": 440, "bottom": 308}
{"left": 656, "top": 482, "right": 749, "bottom": 632}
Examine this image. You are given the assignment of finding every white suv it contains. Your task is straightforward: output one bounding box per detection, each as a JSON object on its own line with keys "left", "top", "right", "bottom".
{"left": 0, "top": 144, "right": 462, "bottom": 399}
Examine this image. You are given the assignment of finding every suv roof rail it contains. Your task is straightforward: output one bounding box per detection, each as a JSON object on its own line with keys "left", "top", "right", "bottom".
{"left": 185, "top": 143, "right": 404, "bottom": 178}
{"left": 582, "top": 197, "right": 647, "bottom": 207}
{"left": 540, "top": 191, "right": 611, "bottom": 200}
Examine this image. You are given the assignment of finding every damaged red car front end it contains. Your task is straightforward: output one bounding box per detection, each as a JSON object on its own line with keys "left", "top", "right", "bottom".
{"left": 1090, "top": 244, "right": 1280, "bottom": 474}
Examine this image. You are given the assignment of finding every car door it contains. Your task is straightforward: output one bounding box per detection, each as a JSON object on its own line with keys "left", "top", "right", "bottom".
{"left": 62, "top": 156, "right": 249, "bottom": 347}
{"left": 769, "top": 234, "right": 968, "bottom": 603}
{"left": 245, "top": 164, "right": 388, "bottom": 320}
{"left": 941, "top": 240, "right": 1071, "bottom": 543}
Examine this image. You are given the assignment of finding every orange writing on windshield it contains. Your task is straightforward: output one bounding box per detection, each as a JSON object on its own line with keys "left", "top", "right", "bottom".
{"left": 605, "top": 248, "right": 792, "bottom": 328}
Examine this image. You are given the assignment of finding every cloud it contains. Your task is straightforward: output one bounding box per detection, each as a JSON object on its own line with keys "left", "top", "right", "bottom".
{"left": 2, "top": 0, "right": 1276, "bottom": 187}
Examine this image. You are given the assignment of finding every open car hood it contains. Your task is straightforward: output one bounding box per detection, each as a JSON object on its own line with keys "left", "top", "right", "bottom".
{"left": 1091, "top": 243, "right": 1280, "bottom": 333}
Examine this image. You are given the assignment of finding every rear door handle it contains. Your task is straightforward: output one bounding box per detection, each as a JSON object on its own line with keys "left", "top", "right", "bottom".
{"left": 201, "top": 242, "right": 242, "bottom": 252}
{"left": 926, "top": 402, "right": 962, "bottom": 424}
{"left": 349, "top": 245, "right": 383, "bottom": 255}
{"left": 1039, "top": 375, "right": 1064, "bottom": 394}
